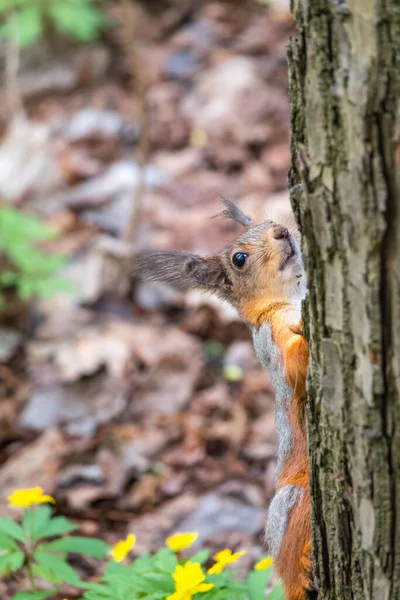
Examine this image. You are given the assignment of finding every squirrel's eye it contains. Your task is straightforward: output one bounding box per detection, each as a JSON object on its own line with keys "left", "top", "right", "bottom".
{"left": 232, "top": 252, "right": 248, "bottom": 268}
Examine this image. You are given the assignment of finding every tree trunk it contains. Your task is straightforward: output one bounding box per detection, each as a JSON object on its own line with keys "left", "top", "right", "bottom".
{"left": 287, "top": 1, "right": 400, "bottom": 599}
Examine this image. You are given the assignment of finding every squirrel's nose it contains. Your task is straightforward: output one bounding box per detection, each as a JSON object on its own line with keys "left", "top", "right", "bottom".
{"left": 273, "top": 226, "right": 289, "bottom": 240}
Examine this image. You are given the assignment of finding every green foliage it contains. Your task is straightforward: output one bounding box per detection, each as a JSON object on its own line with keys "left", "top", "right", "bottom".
{"left": 0, "top": 206, "right": 73, "bottom": 308}
{"left": 12, "top": 592, "right": 57, "bottom": 600}
{"left": 0, "top": 497, "right": 286, "bottom": 600}
{"left": 0, "top": 504, "right": 109, "bottom": 596}
{"left": 80, "top": 548, "right": 285, "bottom": 600}
{"left": 0, "top": 0, "right": 108, "bottom": 47}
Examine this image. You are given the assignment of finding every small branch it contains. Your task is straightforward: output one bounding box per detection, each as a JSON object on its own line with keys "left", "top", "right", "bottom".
{"left": 120, "top": 0, "right": 150, "bottom": 245}
{"left": 5, "top": 13, "right": 24, "bottom": 119}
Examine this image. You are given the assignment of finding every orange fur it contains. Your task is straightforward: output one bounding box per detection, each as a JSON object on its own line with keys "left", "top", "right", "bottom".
{"left": 241, "top": 300, "right": 312, "bottom": 600}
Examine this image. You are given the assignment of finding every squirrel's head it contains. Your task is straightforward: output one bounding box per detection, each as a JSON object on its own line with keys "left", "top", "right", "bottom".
{"left": 133, "top": 199, "right": 306, "bottom": 318}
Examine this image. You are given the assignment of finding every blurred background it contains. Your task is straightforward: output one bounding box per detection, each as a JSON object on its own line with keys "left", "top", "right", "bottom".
{"left": 0, "top": 0, "right": 294, "bottom": 594}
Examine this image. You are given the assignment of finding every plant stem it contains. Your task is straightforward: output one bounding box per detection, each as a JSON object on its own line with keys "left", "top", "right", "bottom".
{"left": 26, "top": 554, "right": 37, "bottom": 591}
{"left": 24, "top": 509, "right": 37, "bottom": 591}
{"left": 120, "top": 0, "right": 149, "bottom": 245}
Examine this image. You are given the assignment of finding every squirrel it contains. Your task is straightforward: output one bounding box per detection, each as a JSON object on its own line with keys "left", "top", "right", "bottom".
{"left": 133, "top": 199, "right": 312, "bottom": 600}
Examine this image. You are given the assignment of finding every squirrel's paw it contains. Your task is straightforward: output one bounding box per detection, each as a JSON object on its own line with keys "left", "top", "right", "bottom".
{"left": 299, "top": 540, "right": 314, "bottom": 590}
{"left": 290, "top": 320, "right": 304, "bottom": 337}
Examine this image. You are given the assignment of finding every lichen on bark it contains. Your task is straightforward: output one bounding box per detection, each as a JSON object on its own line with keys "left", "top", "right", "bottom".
{"left": 288, "top": 0, "right": 400, "bottom": 598}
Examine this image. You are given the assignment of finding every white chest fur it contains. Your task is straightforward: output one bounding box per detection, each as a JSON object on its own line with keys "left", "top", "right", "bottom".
{"left": 252, "top": 321, "right": 300, "bottom": 558}
{"left": 252, "top": 322, "right": 294, "bottom": 480}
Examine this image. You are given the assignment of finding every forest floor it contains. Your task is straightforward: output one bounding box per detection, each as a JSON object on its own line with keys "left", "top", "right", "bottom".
{"left": 0, "top": 0, "right": 293, "bottom": 596}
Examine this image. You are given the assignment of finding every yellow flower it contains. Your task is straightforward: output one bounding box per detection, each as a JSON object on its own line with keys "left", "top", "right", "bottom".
{"left": 109, "top": 534, "right": 136, "bottom": 562}
{"left": 167, "top": 562, "right": 213, "bottom": 600}
{"left": 208, "top": 549, "right": 247, "bottom": 575}
{"left": 255, "top": 556, "right": 274, "bottom": 571}
{"left": 8, "top": 487, "right": 55, "bottom": 508}
{"left": 166, "top": 532, "right": 199, "bottom": 552}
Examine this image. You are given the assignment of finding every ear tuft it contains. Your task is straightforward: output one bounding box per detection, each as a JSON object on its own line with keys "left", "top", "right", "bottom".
{"left": 215, "top": 197, "right": 253, "bottom": 228}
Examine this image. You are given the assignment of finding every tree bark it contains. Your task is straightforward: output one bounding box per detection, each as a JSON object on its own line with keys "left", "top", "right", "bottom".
{"left": 287, "top": 1, "right": 400, "bottom": 599}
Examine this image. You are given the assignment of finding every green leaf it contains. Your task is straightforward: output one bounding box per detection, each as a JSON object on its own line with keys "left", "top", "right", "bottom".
{"left": 49, "top": 0, "right": 107, "bottom": 42}
{"left": 0, "top": 271, "right": 20, "bottom": 286}
{"left": 32, "top": 562, "right": 63, "bottom": 586}
{"left": 11, "top": 591, "right": 58, "bottom": 600}
{"left": 100, "top": 574, "right": 133, "bottom": 599}
{"left": 34, "top": 277, "right": 75, "bottom": 297}
{"left": 81, "top": 586, "right": 116, "bottom": 600}
{"left": 82, "top": 590, "right": 115, "bottom": 600}
{"left": 189, "top": 549, "right": 210, "bottom": 565}
{"left": 0, "top": 208, "right": 54, "bottom": 244}
{"left": 129, "top": 552, "right": 152, "bottom": 572}
{"left": 132, "top": 572, "right": 174, "bottom": 595}
{"left": 248, "top": 569, "right": 272, "bottom": 599}
{"left": 42, "top": 536, "right": 109, "bottom": 558}
{"left": 14, "top": 6, "right": 43, "bottom": 47}
{"left": 0, "top": 206, "right": 73, "bottom": 310}
{"left": 38, "top": 516, "right": 78, "bottom": 538}
{"left": 153, "top": 548, "right": 177, "bottom": 573}
{"left": 17, "top": 277, "right": 36, "bottom": 300}
{"left": 0, "top": 550, "right": 25, "bottom": 574}
{"left": 0, "top": 532, "right": 19, "bottom": 551}
{"left": 23, "top": 506, "right": 52, "bottom": 542}
{"left": 33, "top": 550, "right": 83, "bottom": 586}
{"left": 0, "top": 517, "right": 25, "bottom": 542}
{"left": 105, "top": 571, "right": 174, "bottom": 596}
{"left": 104, "top": 559, "right": 132, "bottom": 578}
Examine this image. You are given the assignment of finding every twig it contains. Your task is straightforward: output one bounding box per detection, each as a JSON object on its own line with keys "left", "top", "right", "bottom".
{"left": 120, "top": 0, "right": 150, "bottom": 245}
{"left": 5, "top": 13, "right": 24, "bottom": 119}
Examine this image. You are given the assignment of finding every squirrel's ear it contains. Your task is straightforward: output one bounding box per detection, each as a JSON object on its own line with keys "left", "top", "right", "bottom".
{"left": 132, "top": 251, "right": 201, "bottom": 290}
{"left": 132, "top": 251, "right": 230, "bottom": 293}
{"left": 187, "top": 256, "right": 231, "bottom": 291}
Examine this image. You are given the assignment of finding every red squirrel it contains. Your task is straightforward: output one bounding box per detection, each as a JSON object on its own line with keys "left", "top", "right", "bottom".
{"left": 133, "top": 200, "right": 312, "bottom": 600}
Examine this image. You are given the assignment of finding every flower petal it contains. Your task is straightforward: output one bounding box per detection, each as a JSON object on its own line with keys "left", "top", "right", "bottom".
{"left": 213, "top": 549, "right": 232, "bottom": 562}
{"left": 255, "top": 557, "right": 274, "bottom": 571}
{"left": 110, "top": 534, "right": 136, "bottom": 562}
{"left": 8, "top": 487, "right": 55, "bottom": 508}
{"left": 38, "top": 494, "right": 55, "bottom": 505}
{"left": 231, "top": 550, "right": 247, "bottom": 562}
{"left": 125, "top": 534, "right": 136, "bottom": 551}
{"left": 207, "top": 563, "right": 223, "bottom": 575}
{"left": 166, "top": 532, "right": 199, "bottom": 552}
{"left": 197, "top": 583, "right": 214, "bottom": 593}
{"left": 208, "top": 548, "right": 247, "bottom": 575}
{"left": 170, "top": 561, "right": 208, "bottom": 597}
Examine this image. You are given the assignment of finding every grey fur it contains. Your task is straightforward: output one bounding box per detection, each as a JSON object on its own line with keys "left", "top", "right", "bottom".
{"left": 265, "top": 485, "right": 300, "bottom": 557}
{"left": 252, "top": 322, "right": 294, "bottom": 480}
{"left": 253, "top": 322, "right": 303, "bottom": 559}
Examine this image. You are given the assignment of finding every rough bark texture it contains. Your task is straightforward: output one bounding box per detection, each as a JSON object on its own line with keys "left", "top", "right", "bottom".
{"left": 287, "top": 1, "right": 400, "bottom": 599}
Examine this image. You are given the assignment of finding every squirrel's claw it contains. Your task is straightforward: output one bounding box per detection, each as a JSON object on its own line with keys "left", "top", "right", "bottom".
{"left": 300, "top": 541, "right": 315, "bottom": 593}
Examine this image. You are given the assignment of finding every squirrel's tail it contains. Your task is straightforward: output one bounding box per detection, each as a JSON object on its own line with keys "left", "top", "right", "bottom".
{"left": 274, "top": 485, "right": 312, "bottom": 600}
